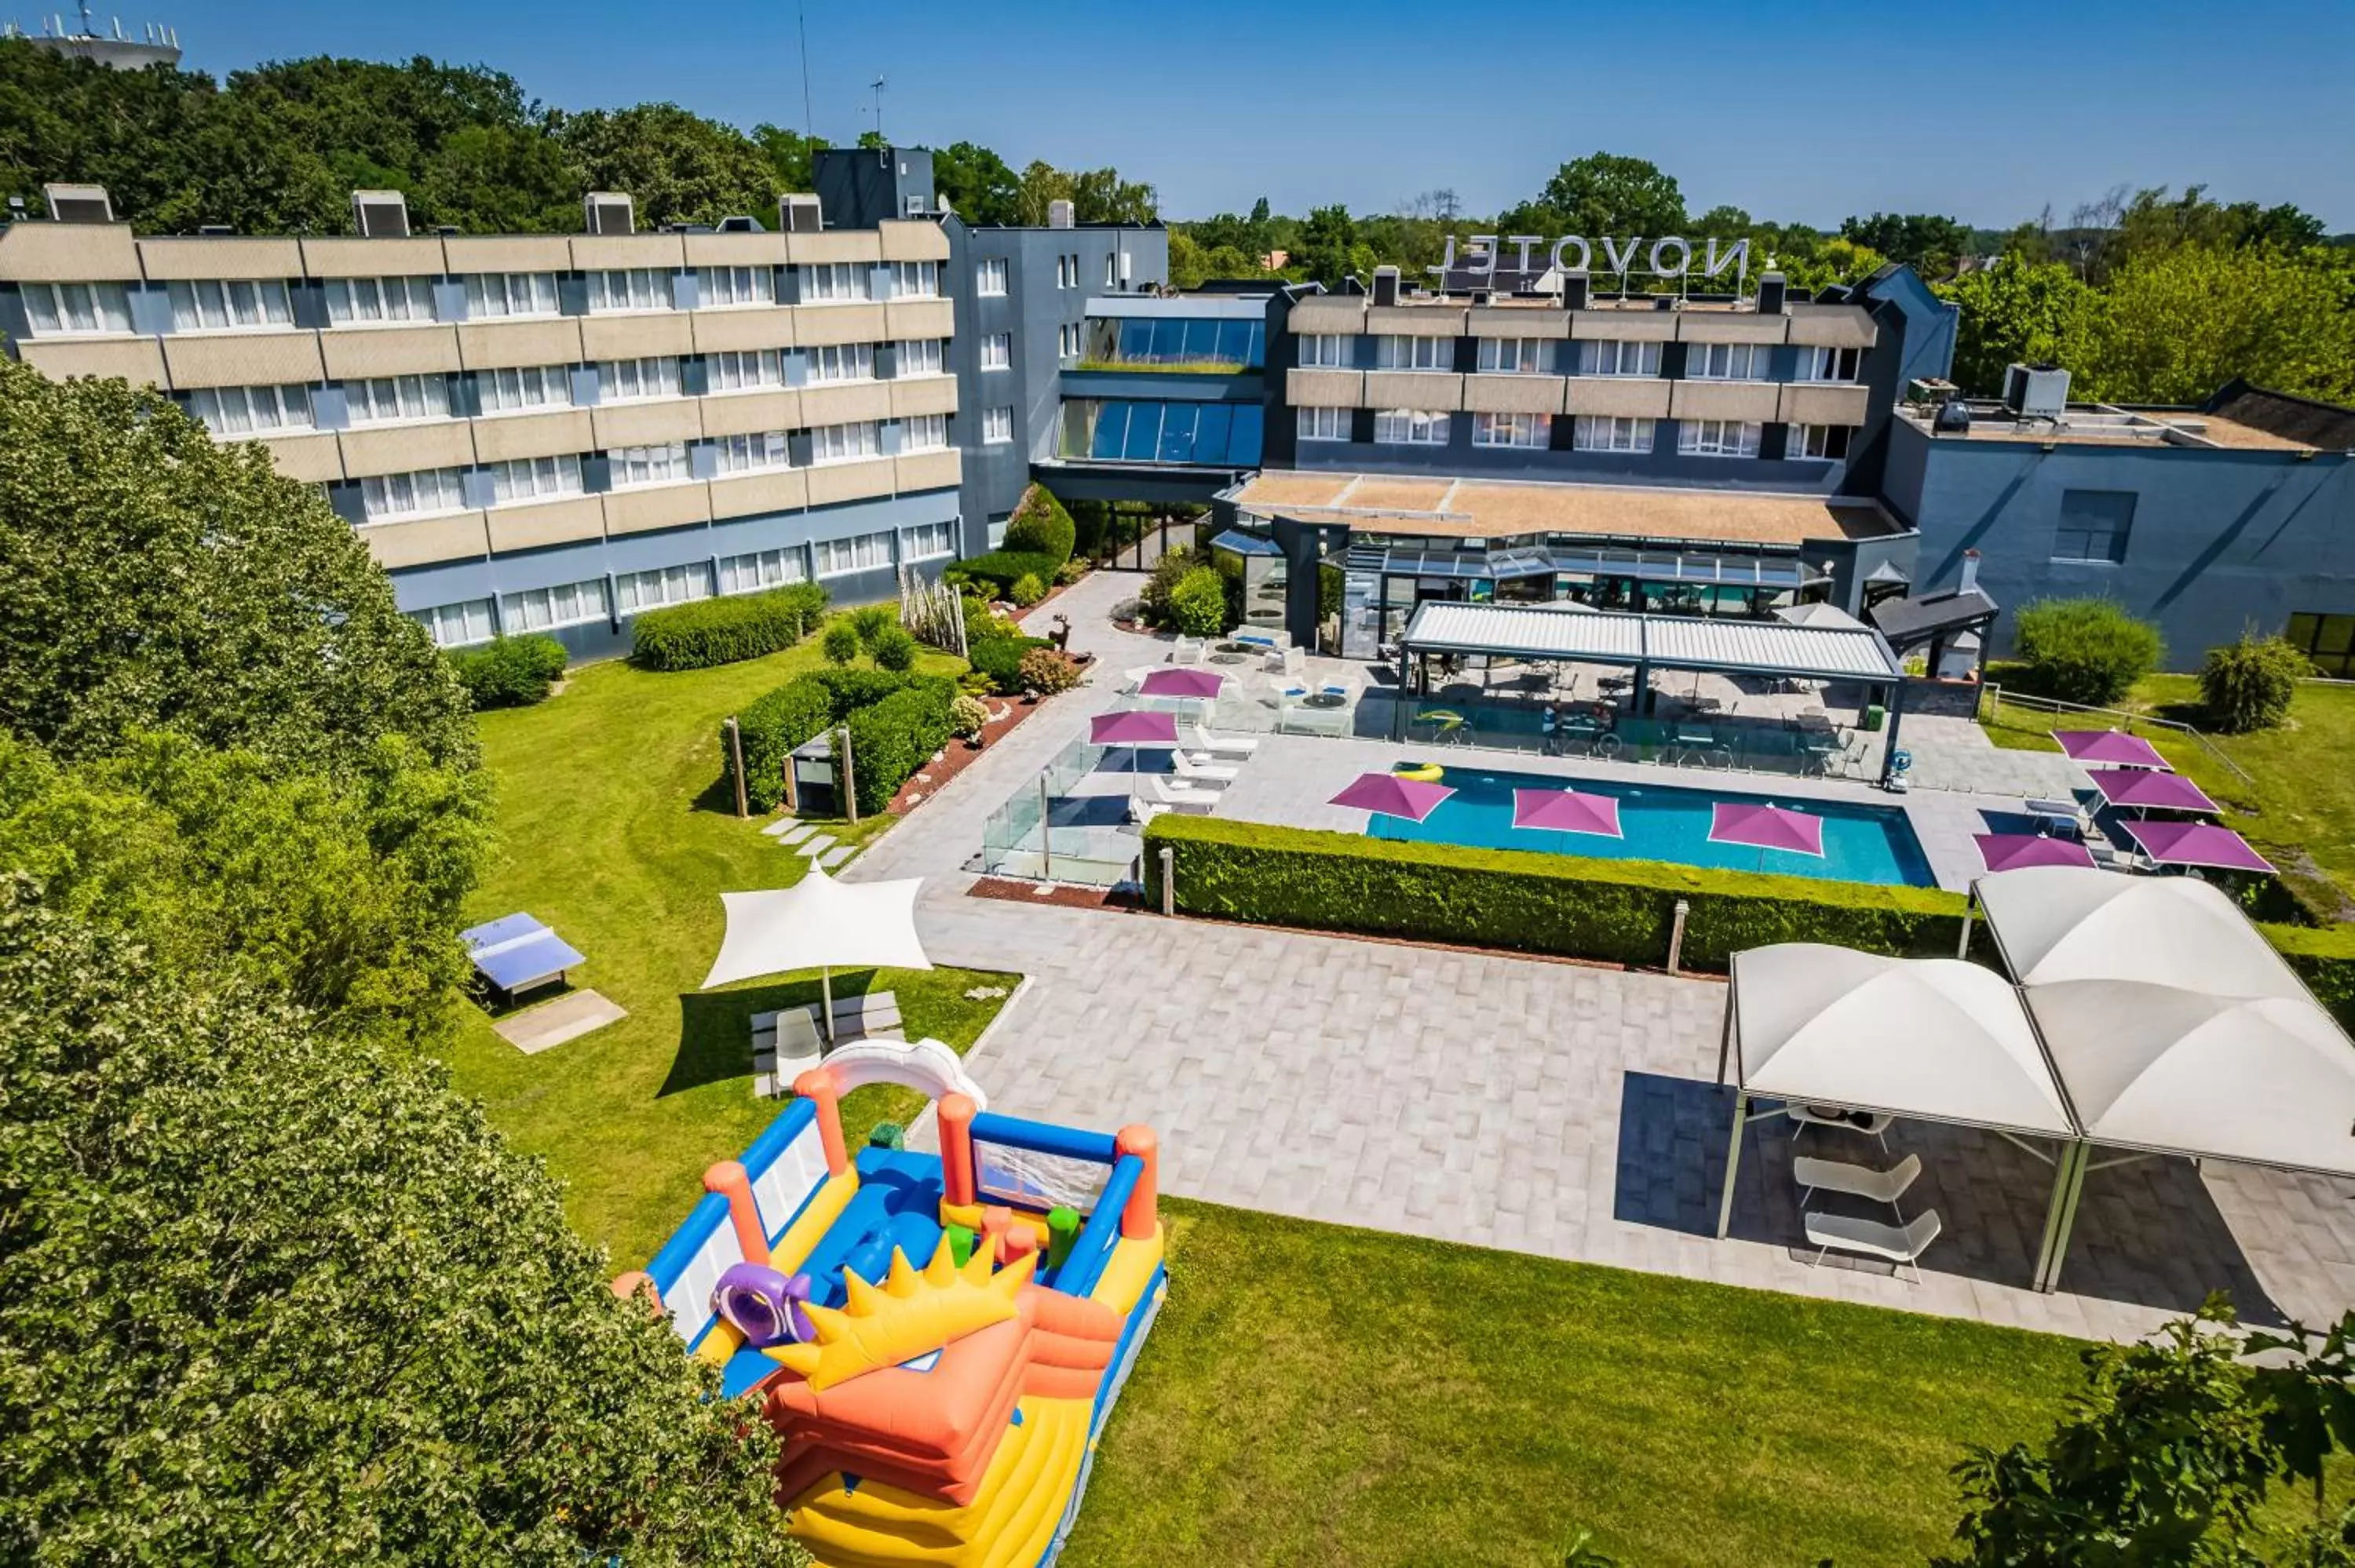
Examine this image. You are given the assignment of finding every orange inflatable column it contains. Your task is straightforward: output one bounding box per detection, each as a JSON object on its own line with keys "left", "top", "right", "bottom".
{"left": 980, "top": 1204, "right": 1012, "bottom": 1264}
{"left": 1115, "top": 1125, "right": 1159, "bottom": 1240}
{"left": 792, "top": 1066, "right": 849, "bottom": 1177}
{"left": 704, "top": 1159, "right": 772, "bottom": 1267}
{"left": 936, "top": 1092, "right": 978, "bottom": 1208}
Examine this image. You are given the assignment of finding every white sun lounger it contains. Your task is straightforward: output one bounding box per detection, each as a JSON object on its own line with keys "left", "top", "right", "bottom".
{"left": 1190, "top": 724, "right": 1260, "bottom": 757}
{"left": 1793, "top": 1152, "right": 1921, "bottom": 1216}
{"left": 1803, "top": 1209, "right": 1943, "bottom": 1281}
{"left": 1171, "top": 752, "right": 1238, "bottom": 786}
{"left": 1145, "top": 776, "right": 1220, "bottom": 814}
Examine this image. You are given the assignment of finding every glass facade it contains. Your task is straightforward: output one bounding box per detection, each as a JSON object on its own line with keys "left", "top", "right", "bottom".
{"left": 1065, "top": 399, "right": 1264, "bottom": 467}
{"left": 1085, "top": 316, "right": 1265, "bottom": 370}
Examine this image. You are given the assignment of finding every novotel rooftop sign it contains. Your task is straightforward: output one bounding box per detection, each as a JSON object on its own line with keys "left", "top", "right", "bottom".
{"left": 1429, "top": 233, "right": 1752, "bottom": 284}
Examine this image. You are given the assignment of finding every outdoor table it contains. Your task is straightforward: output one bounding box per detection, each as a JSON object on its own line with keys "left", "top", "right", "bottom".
{"left": 1303, "top": 691, "right": 1348, "bottom": 709}
{"left": 1671, "top": 726, "right": 1717, "bottom": 766}
{"left": 1209, "top": 644, "right": 1254, "bottom": 665}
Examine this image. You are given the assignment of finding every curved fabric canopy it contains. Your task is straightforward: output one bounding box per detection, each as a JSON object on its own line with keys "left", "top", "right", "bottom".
{"left": 1973, "top": 866, "right": 2306, "bottom": 1000}
{"left": 700, "top": 869, "right": 933, "bottom": 990}
{"left": 1729, "top": 944, "right": 2072, "bottom": 1136}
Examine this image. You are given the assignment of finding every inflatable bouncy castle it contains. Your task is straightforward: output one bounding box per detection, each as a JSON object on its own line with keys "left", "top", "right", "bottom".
{"left": 622, "top": 1042, "right": 1165, "bottom": 1567}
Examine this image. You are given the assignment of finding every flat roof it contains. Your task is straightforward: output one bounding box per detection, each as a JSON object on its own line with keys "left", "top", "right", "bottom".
{"left": 1897, "top": 403, "right": 2317, "bottom": 452}
{"left": 1400, "top": 600, "right": 1905, "bottom": 683}
{"left": 1229, "top": 470, "right": 1903, "bottom": 547}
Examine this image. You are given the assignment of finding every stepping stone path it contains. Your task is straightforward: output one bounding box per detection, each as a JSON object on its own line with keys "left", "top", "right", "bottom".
{"left": 776, "top": 824, "right": 816, "bottom": 846}
{"left": 795, "top": 833, "right": 837, "bottom": 859}
{"left": 759, "top": 815, "right": 803, "bottom": 838}
{"left": 818, "top": 844, "right": 855, "bottom": 870}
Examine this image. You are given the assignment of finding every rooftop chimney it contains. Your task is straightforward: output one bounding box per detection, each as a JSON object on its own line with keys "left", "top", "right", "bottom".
{"left": 1370, "top": 265, "right": 1400, "bottom": 308}
{"left": 1046, "top": 198, "right": 1075, "bottom": 229}
{"left": 1559, "top": 270, "right": 1589, "bottom": 311}
{"left": 351, "top": 188, "right": 410, "bottom": 239}
{"left": 1756, "top": 271, "right": 1787, "bottom": 315}
{"left": 1959, "top": 549, "right": 1981, "bottom": 594}
{"left": 42, "top": 182, "right": 112, "bottom": 224}
{"left": 583, "top": 191, "right": 635, "bottom": 236}
{"left": 780, "top": 193, "right": 823, "bottom": 234}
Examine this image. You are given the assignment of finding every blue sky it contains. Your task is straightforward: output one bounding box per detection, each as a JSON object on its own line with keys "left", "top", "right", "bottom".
{"left": 168, "top": 0, "right": 2353, "bottom": 228}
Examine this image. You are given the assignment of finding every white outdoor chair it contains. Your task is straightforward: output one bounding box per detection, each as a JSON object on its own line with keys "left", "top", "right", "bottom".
{"left": 1189, "top": 723, "right": 1261, "bottom": 757}
{"left": 1170, "top": 637, "right": 1204, "bottom": 666}
{"left": 1802, "top": 1209, "right": 1943, "bottom": 1281}
{"left": 1145, "top": 776, "right": 1219, "bottom": 814}
{"left": 1785, "top": 1104, "right": 1893, "bottom": 1154}
{"left": 1171, "top": 752, "right": 1238, "bottom": 786}
{"left": 2025, "top": 797, "right": 2087, "bottom": 839}
{"left": 1793, "top": 1152, "right": 1921, "bottom": 1218}
{"left": 1122, "top": 665, "right": 1162, "bottom": 692}
{"left": 1127, "top": 796, "right": 1170, "bottom": 826}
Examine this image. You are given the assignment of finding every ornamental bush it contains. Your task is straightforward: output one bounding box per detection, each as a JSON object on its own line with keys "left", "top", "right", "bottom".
{"left": 2199, "top": 633, "right": 2307, "bottom": 733}
{"left": 1137, "top": 545, "right": 1200, "bottom": 630}
{"left": 1002, "top": 483, "right": 1077, "bottom": 567}
{"left": 1017, "top": 647, "right": 1082, "bottom": 697}
{"left": 2011, "top": 597, "right": 2165, "bottom": 706}
{"left": 629, "top": 582, "right": 827, "bottom": 671}
{"left": 848, "top": 603, "right": 898, "bottom": 650}
{"left": 871, "top": 623, "right": 918, "bottom": 672}
{"left": 945, "top": 550, "right": 1062, "bottom": 597}
{"left": 1167, "top": 567, "right": 1230, "bottom": 636}
{"left": 821, "top": 619, "right": 862, "bottom": 665}
{"left": 450, "top": 634, "right": 568, "bottom": 709}
{"left": 840, "top": 678, "right": 958, "bottom": 815}
{"left": 968, "top": 635, "right": 1050, "bottom": 695}
{"left": 949, "top": 693, "right": 989, "bottom": 738}
{"left": 725, "top": 667, "right": 955, "bottom": 812}
{"left": 1009, "top": 573, "right": 1047, "bottom": 608}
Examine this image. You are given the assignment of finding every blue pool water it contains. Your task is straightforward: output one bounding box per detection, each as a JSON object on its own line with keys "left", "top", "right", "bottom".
{"left": 1368, "top": 766, "right": 1938, "bottom": 888}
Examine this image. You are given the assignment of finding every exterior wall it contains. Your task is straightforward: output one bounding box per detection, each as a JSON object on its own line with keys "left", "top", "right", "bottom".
{"left": 1883, "top": 417, "right": 2355, "bottom": 665}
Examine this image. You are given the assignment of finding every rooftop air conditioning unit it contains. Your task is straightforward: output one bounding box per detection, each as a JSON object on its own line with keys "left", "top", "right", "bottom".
{"left": 717, "top": 214, "right": 762, "bottom": 232}
{"left": 42, "top": 182, "right": 113, "bottom": 224}
{"left": 2003, "top": 362, "right": 2070, "bottom": 420}
{"left": 583, "top": 191, "right": 635, "bottom": 236}
{"left": 1756, "top": 271, "right": 1787, "bottom": 315}
{"left": 1046, "top": 199, "right": 1075, "bottom": 229}
{"left": 780, "top": 194, "right": 823, "bottom": 235}
{"left": 1370, "top": 264, "right": 1400, "bottom": 308}
{"left": 1560, "top": 270, "right": 1590, "bottom": 311}
{"left": 351, "top": 189, "right": 411, "bottom": 239}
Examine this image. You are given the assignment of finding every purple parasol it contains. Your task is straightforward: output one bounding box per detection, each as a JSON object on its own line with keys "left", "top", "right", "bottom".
{"left": 1090, "top": 709, "right": 1181, "bottom": 747}
{"left": 2084, "top": 768, "right": 2221, "bottom": 815}
{"left": 1138, "top": 667, "right": 1228, "bottom": 702}
{"left": 1973, "top": 832, "right": 2098, "bottom": 873}
{"left": 2118, "top": 819, "right": 2276, "bottom": 873}
{"left": 1511, "top": 787, "right": 1624, "bottom": 838}
{"left": 1707, "top": 800, "right": 1824, "bottom": 859}
{"left": 1330, "top": 771, "right": 1455, "bottom": 822}
{"left": 2053, "top": 729, "right": 2171, "bottom": 771}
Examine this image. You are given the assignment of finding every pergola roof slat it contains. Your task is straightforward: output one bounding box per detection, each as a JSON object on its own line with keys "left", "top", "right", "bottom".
{"left": 1400, "top": 600, "right": 1904, "bottom": 684}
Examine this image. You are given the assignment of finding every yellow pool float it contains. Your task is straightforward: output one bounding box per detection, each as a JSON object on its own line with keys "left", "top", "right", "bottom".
{"left": 1393, "top": 762, "right": 1444, "bottom": 783}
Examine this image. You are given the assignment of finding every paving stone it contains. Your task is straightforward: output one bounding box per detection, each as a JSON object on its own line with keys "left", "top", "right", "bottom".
{"left": 795, "top": 833, "right": 836, "bottom": 858}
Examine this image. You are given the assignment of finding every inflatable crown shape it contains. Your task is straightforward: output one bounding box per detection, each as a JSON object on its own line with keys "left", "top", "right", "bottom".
{"left": 765, "top": 1237, "right": 1031, "bottom": 1391}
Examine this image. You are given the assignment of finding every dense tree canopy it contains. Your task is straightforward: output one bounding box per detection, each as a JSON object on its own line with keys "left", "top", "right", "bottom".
{"left": 932, "top": 139, "right": 1019, "bottom": 225}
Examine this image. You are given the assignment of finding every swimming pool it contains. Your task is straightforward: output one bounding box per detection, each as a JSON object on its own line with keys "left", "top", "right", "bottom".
{"left": 1367, "top": 765, "right": 1938, "bottom": 888}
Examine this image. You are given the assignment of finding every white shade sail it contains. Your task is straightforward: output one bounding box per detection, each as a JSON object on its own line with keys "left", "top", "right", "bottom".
{"left": 1973, "top": 867, "right": 2308, "bottom": 1000}
{"left": 1730, "top": 944, "right": 2073, "bottom": 1136}
{"left": 699, "top": 869, "right": 933, "bottom": 990}
{"left": 2025, "top": 980, "right": 2355, "bottom": 1176}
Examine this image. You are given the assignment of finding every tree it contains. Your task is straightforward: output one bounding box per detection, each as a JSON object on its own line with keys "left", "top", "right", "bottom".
{"left": 1935, "top": 258, "right": 2094, "bottom": 396}
{"left": 552, "top": 102, "right": 783, "bottom": 227}
{"left": 0, "top": 885, "right": 799, "bottom": 1565}
{"left": 2069, "top": 242, "right": 2355, "bottom": 406}
{"left": 750, "top": 122, "right": 828, "bottom": 192}
{"left": 2199, "top": 634, "right": 2309, "bottom": 733}
{"left": 1295, "top": 202, "right": 1363, "bottom": 287}
{"left": 1839, "top": 211, "right": 1973, "bottom": 277}
{"left": 2012, "top": 597, "right": 2165, "bottom": 706}
{"left": 931, "top": 139, "right": 1018, "bottom": 225}
{"left": 1532, "top": 151, "right": 1687, "bottom": 237}
{"left": 1013, "top": 160, "right": 1155, "bottom": 226}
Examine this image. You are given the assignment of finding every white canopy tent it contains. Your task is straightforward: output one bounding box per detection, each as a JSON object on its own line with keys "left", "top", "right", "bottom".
{"left": 1970, "top": 868, "right": 2308, "bottom": 998}
{"left": 700, "top": 868, "right": 932, "bottom": 1037}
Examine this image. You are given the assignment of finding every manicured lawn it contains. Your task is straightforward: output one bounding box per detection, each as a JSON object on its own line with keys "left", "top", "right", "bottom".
{"left": 438, "top": 639, "right": 1013, "bottom": 1266}
{"left": 1064, "top": 1199, "right": 2080, "bottom": 1568}
{"left": 1981, "top": 673, "right": 2355, "bottom": 906}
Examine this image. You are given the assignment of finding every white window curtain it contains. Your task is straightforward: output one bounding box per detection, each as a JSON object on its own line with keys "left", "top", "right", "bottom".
{"left": 168, "top": 279, "right": 292, "bottom": 332}
{"left": 464, "top": 273, "right": 560, "bottom": 318}
{"left": 488, "top": 454, "right": 584, "bottom": 505}
{"left": 346, "top": 374, "right": 451, "bottom": 425}
{"left": 718, "top": 548, "right": 808, "bottom": 595}
{"left": 981, "top": 333, "right": 1012, "bottom": 370}
{"left": 1475, "top": 338, "right": 1550, "bottom": 374}
{"left": 1296, "top": 407, "right": 1349, "bottom": 441}
{"left": 1297, "top": 334, "right": 1350, "bottom": 368}
{"left": 810, "top": 421, "right": 881, "bottom": 463}
{"left": 814, "top": 531, "right": 893, "bottom": 577}
{"left": 976, "top": 258, "right": 1008, "bottom": 296}
{"left": 897, "top": 338, "right": 945, "bottom": 377}
{"left": 888, "top": 261, "right": 938, "bottom": 298}
{"left": 480, "top": 364, "right": 572, "bottom": 412}
{"left": 1677, "top": 419, "right": 1762, "bottom": 458}
{"left": 1375, "top": 335, "right": 1451, "bottom": 371}
{"left": 188, "top": 384, "right": 311, "bottom": 436}
{"left": 900, "top": 414, "right": 948, "bottom": 451}
{"left": 1372, "top": 409, "right": 1449, "bottom": 444}
{"left": 708, "top": 349, "right": 785, "bottom": 392}
{"left": 23, "top": 281, "right": 132, "bottom": 335}
{"left": 982, "top": 407, "right": 1013, "bottom": 444}
{"left": 803, "top": 263, "right": 871, "bottom": 302}
{"left": 808, "top": 343, "right": 875, "bottom": 384}
{"left": 1573, "top": 415, "right": 1655, "bottom": 453}
{"left": 696, "top": 266, "right": 775, "bottom": 308}
{"left": 610, "top": 442, "right": 689, "bottom": 487}
{"left": 614, "top": 563, "right": 712, "bottom": 613}
{"left": 1579, "top": 339, "right": 1663, "bottom": 377}
{"left": 901, "top": 520, "right": 956, "bottom": 560}
{"left": 1686, "top": 342, "right": 1770, "bottom": 381}
{"left": 599, "top": 357, "right": 681, "bottom": 401}
{"left": 500, "top": 578, "right": 608, "bottom": 631}
{"left": 1472, "top": 412, "right": 1547, "bottom": 448}
{"left": 588, "top": 269, "right": 672, "bottom": 312}
{"left": 712, "top": 431, "right": 790, "bottom": 474}
{"left": 411, "top": 598, "right": 495, "bottom": 647}
{"left": 326, "top": 276, "right": 436, "bottom": 325}
{"left": 361, "top": 467, "right": 467, "bottom": 520}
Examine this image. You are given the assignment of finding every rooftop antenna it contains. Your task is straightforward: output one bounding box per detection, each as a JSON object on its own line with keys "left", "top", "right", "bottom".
{"left": 868, "top": 74, "right": 886, "bottom": 143}
{"left": 796, "top": 0, "right": 813, "bottom": 144}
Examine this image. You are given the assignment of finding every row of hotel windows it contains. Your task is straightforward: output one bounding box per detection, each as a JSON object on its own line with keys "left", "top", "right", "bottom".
{"left": 178, "top": 343, "right": 948, "bottom": 436}
{"left": 18, "top": 261, "right": 941, "bottom": 337}
{"left": 410, "top": 522, "right": 960, "bottom": 647}
{"left": 1294, "top": 334, "right": 1860, "bottom": 381}
{"left": 1294, "top": 406, "right": 1851, "bottom": 460}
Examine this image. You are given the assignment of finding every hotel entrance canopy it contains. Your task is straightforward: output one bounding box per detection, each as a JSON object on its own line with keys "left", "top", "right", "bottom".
{"left": 1397, "top": 600, "right": 1906, "bottom": 685}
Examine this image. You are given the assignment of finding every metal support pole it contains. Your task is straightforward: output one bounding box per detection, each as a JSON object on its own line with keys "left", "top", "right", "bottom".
{"left": 1667, "top": 897, "right": 1690, "bottom": 975}
{"left": 838, "top": 725, "right": 859, "bottom": 825}
{"left": 2038, "top": 1140, "right": 2092, "bottom": 1293}
{"left": 2032, "top": 1139, "right": 2085, "bottom": 1293}
{"left": 1714, "top": 1091, "right": 1747, "bottom": 1239}
{"left": 1158, "top": 846, "right": 1174, "bottom": 916}
{"left": 1039, "top": 774, "right": 1054, "bottom": 880}
{"left": 1956, "top": 898, "right": 1975, "bottom": 960}
{"left": 1714, "top": 985, "right": 1736, "bottom": 1085}
{"left": 725, "top": 715, "right": 748, "bottom": 819}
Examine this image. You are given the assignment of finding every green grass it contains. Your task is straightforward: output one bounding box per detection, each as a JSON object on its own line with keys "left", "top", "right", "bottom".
{"left": 1063, "top": 1199, "right": 2082, "bottom": 1568}
{"left": 1980, "top": 673, "right": 2355, "bottom": 906}
{"left": 437, "top": 636, "right": 1013, "bottom": 1266}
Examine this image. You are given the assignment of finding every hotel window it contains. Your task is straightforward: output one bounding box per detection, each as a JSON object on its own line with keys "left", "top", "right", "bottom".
{"left": 1685, "top": 341, "right": 1772, "bottom": 381}
{"left": 1055, "top": 255, "right": 1074, "bottom": 290}
{"left": 167, "top": 279, "right": 292, "bottom": 332}
{"left": 1297, "top": 407, "right": 1350, "bottom": 443}
{"left": 614, "top": 562, "right": 712, "bottom": 613}
{"left": 897, "top": 337, "right": 945, "bottom": 377}
{"left": 324, "top": 276, "right": 435, "bottom": 325}
{"left": 1374, "top": 335, "right": 1452, "bottom": 371}
{"left": 345, "top": 374, "right": 451, "bottom": 425}
{"left": 587, "top": 269, "right": 673, "bottom": 312}
{"left": 711, "top": 431, "right": 790, "bottom": 474}
{"left": 479, "top": 364, "right": 574, "bottom": 412}
{"left": 187, "top": 384, "right": 312, "bottom": 437}
{"left": 814, "top": 530, "right": 893, "bottom": 578}
{"left": 1792, "top": 345, "right": 1863, "bottom": 382}
{"left": 501, "top": 577, "right": 608, "bottom": 632}
{"left": 610, "top": 441, "right": 690, "bottom": 487}
{"left": 810, "top": 421, "right": 881, "bottom": 464}
{"left": 1575, "top": 339, "right": 1663, "bottom": 377}
{"left": 717, "top": 547, "right": 807, "bottom": 595}
{"left": 1678, "top": 419, "right": 1762, "bottom": 458}
{"left": 1297, "top": 334, "right": 1351, "bottom": 368}
{"left": 980, "top": 332, "right": 1013, "bottom": 370}
{"left": 1372, "top": 409, "right": 1450, "bottom": 446}
{"left": 1573, "top": 414, "right": 1654, "bottom": 454}
{"left": 1058, "top": 323, "right": 1083, "bottom": 359}
{"left": 487, "top": 454, "right": 584, "bottom": 505}
{"left": 976, "top": 257, "right": 1009, "bottom": 296}
{"left": 2053, "top": 488, "right": 2136, "bottom": 564}
{"left": 21, "top": 280, "right": 132, "bottom": 335}
{"left": 900, "top": 413, "right": 949, "bottom": 452}
{"left": 1473, "top": 411, "right": 1548, "bottom": 448}
{"left": 1475, "top": 337, "right": 1550, "bottom": 374}
{"left": 360, "top": 467, "right": 466, "bottom": 521}
{"left": 1786, "top": 424, "right": 1852, "bottom": 461}
{"left": 599, "top": 356, "right": 682, "bottom": 402}
{"left": 410, "top": 597, "right": 495, "bottom": 648}
{"left": 983, "top": 406, "right": 1014, "bottom": 445}
{"left": 696, "top": 266, "right": 774, "bottom": 308}
{"left": 807, "top": 342, "right": 875, "bottom": 384}
{"left": 902, "top": 520, "right": 957, "bottom": 561}
{"left": 2284, "top": 612, "right": 2355, "bottom": 679}
{"left": 463, "top": 272, "right": 560, "bottom": 319}
{"left": 887, "top": 261, "right": 939, "bottom": 299}
{"left": 1104, "top": 252, "right": 1118, "bottom": 288}
{"left": 708, "top": 349, "right": 786, "bottom": 392}
{"left": 803, "top": 262, "right": 871, "bottom": 302}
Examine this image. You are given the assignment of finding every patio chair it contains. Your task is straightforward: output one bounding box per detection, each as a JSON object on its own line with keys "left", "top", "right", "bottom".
{"left": 1145, "top": 775, "right": 1220, "bottom": 814}
{"left": 1170, "top": 637, "right": 1204, "bottom": 666}
{"left": 1793, "top": 1152, "right": 1922, "bottom": 1218}
{"left": 1189, "top": 723, "right": 1261, "bottom": 757}
{"left": 1127, "top": 796, "right": 1170, "bottom": 826}
{"left": 2025, "top": 797, "right": 2087, "bottom": 840}
{"left": 1266, "top": 644, "right": 1308, "bottom": 676}
{"left": 1785, "top": 1104, "right": 1893, "bottom": 1154}
{"left": 1171, "top": 751, "right": 1239, "bottom": 786}
{"left": 1802, "top": 1208, "right": 1943, "bottom": 1282}
{"left": 1270, "top": 680, "right": 1311, "bottom": 708}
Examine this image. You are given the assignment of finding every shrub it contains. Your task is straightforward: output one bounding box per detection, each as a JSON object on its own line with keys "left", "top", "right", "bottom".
{"left": 871, "top": 623, "right": 917, "bottom": 672}
{"left": 725, "top": 666, "right": 936, "bottom": 812}
{"left": 962, "top": 592, "right": 1020, "bottom": 647}
{"left": 945, "top": 549, "right": 1062, "bottom": 597}
{"left": 821, "top": 619, "right": 861, "bottom": 665}
{"left": 1010, "top": 573, "right": 1047, "bottom": 608}
{"left": 848, "top": 603, "right": 897, "bottom": 650}
{"left": 2199, "top": 633, "right": 2306, "bottom": 733}
{"left": 809, "top": 665, "right": 912, "bottom": 712}
{"left": 630, "top": 582, "right": 827, "bottom": 671}
{"left": 1167, "top": 567, "right": 1230, "bottom": 636}
{"left": 840, "top": 678, "right": 957, "bottom": 815}
{"left": 1017, "top": 647, "right": 1081, "bottom": 697}
{"left": 449, "top": 634, "right": 568, "bottom": 709}
{"left": 2011, "top": 598, "right": 2164, "bottom": 706}
{"left": 1055, "top": 558, "right": 1088, "bottom": 587}
{"left": 1137, "top": 545, "right": 1199, "bottom": 630}
{"left": 1002, "top": 484, "right": 1077, "bottom": 567}
{"left": 967, "top": 636, "right": 1048, "bottom": 695}
{"left": 949, "top": 693, "right": 989, "bottom": 738}
{"left": 1141, "top": 815, "right": 1970, "bottom": 973}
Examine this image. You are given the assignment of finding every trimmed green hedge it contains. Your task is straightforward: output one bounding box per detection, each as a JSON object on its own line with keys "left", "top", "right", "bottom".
{"left": 841, "top": 678, "right": 957, "bottom": 816}
{"left": 2260, "top": 922, "right": 2355, "bottom": 1029}
{"left": 725, "top": 667, "right": 958, "bottom": 814}
{"left": 1141, "top": 815, "right": 1969, "bottom": 972}
{"left": 969, "top": 635, "right": 1050, "bottom": 695}
{"left": 1002, "top": 484, "right": 1076, "bottom": 567}
{"left": 631, "top": 583, "right": 829, "bottom": 671}
{"left": 946, "top": 550, "right": 1063, "bottom": 597}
